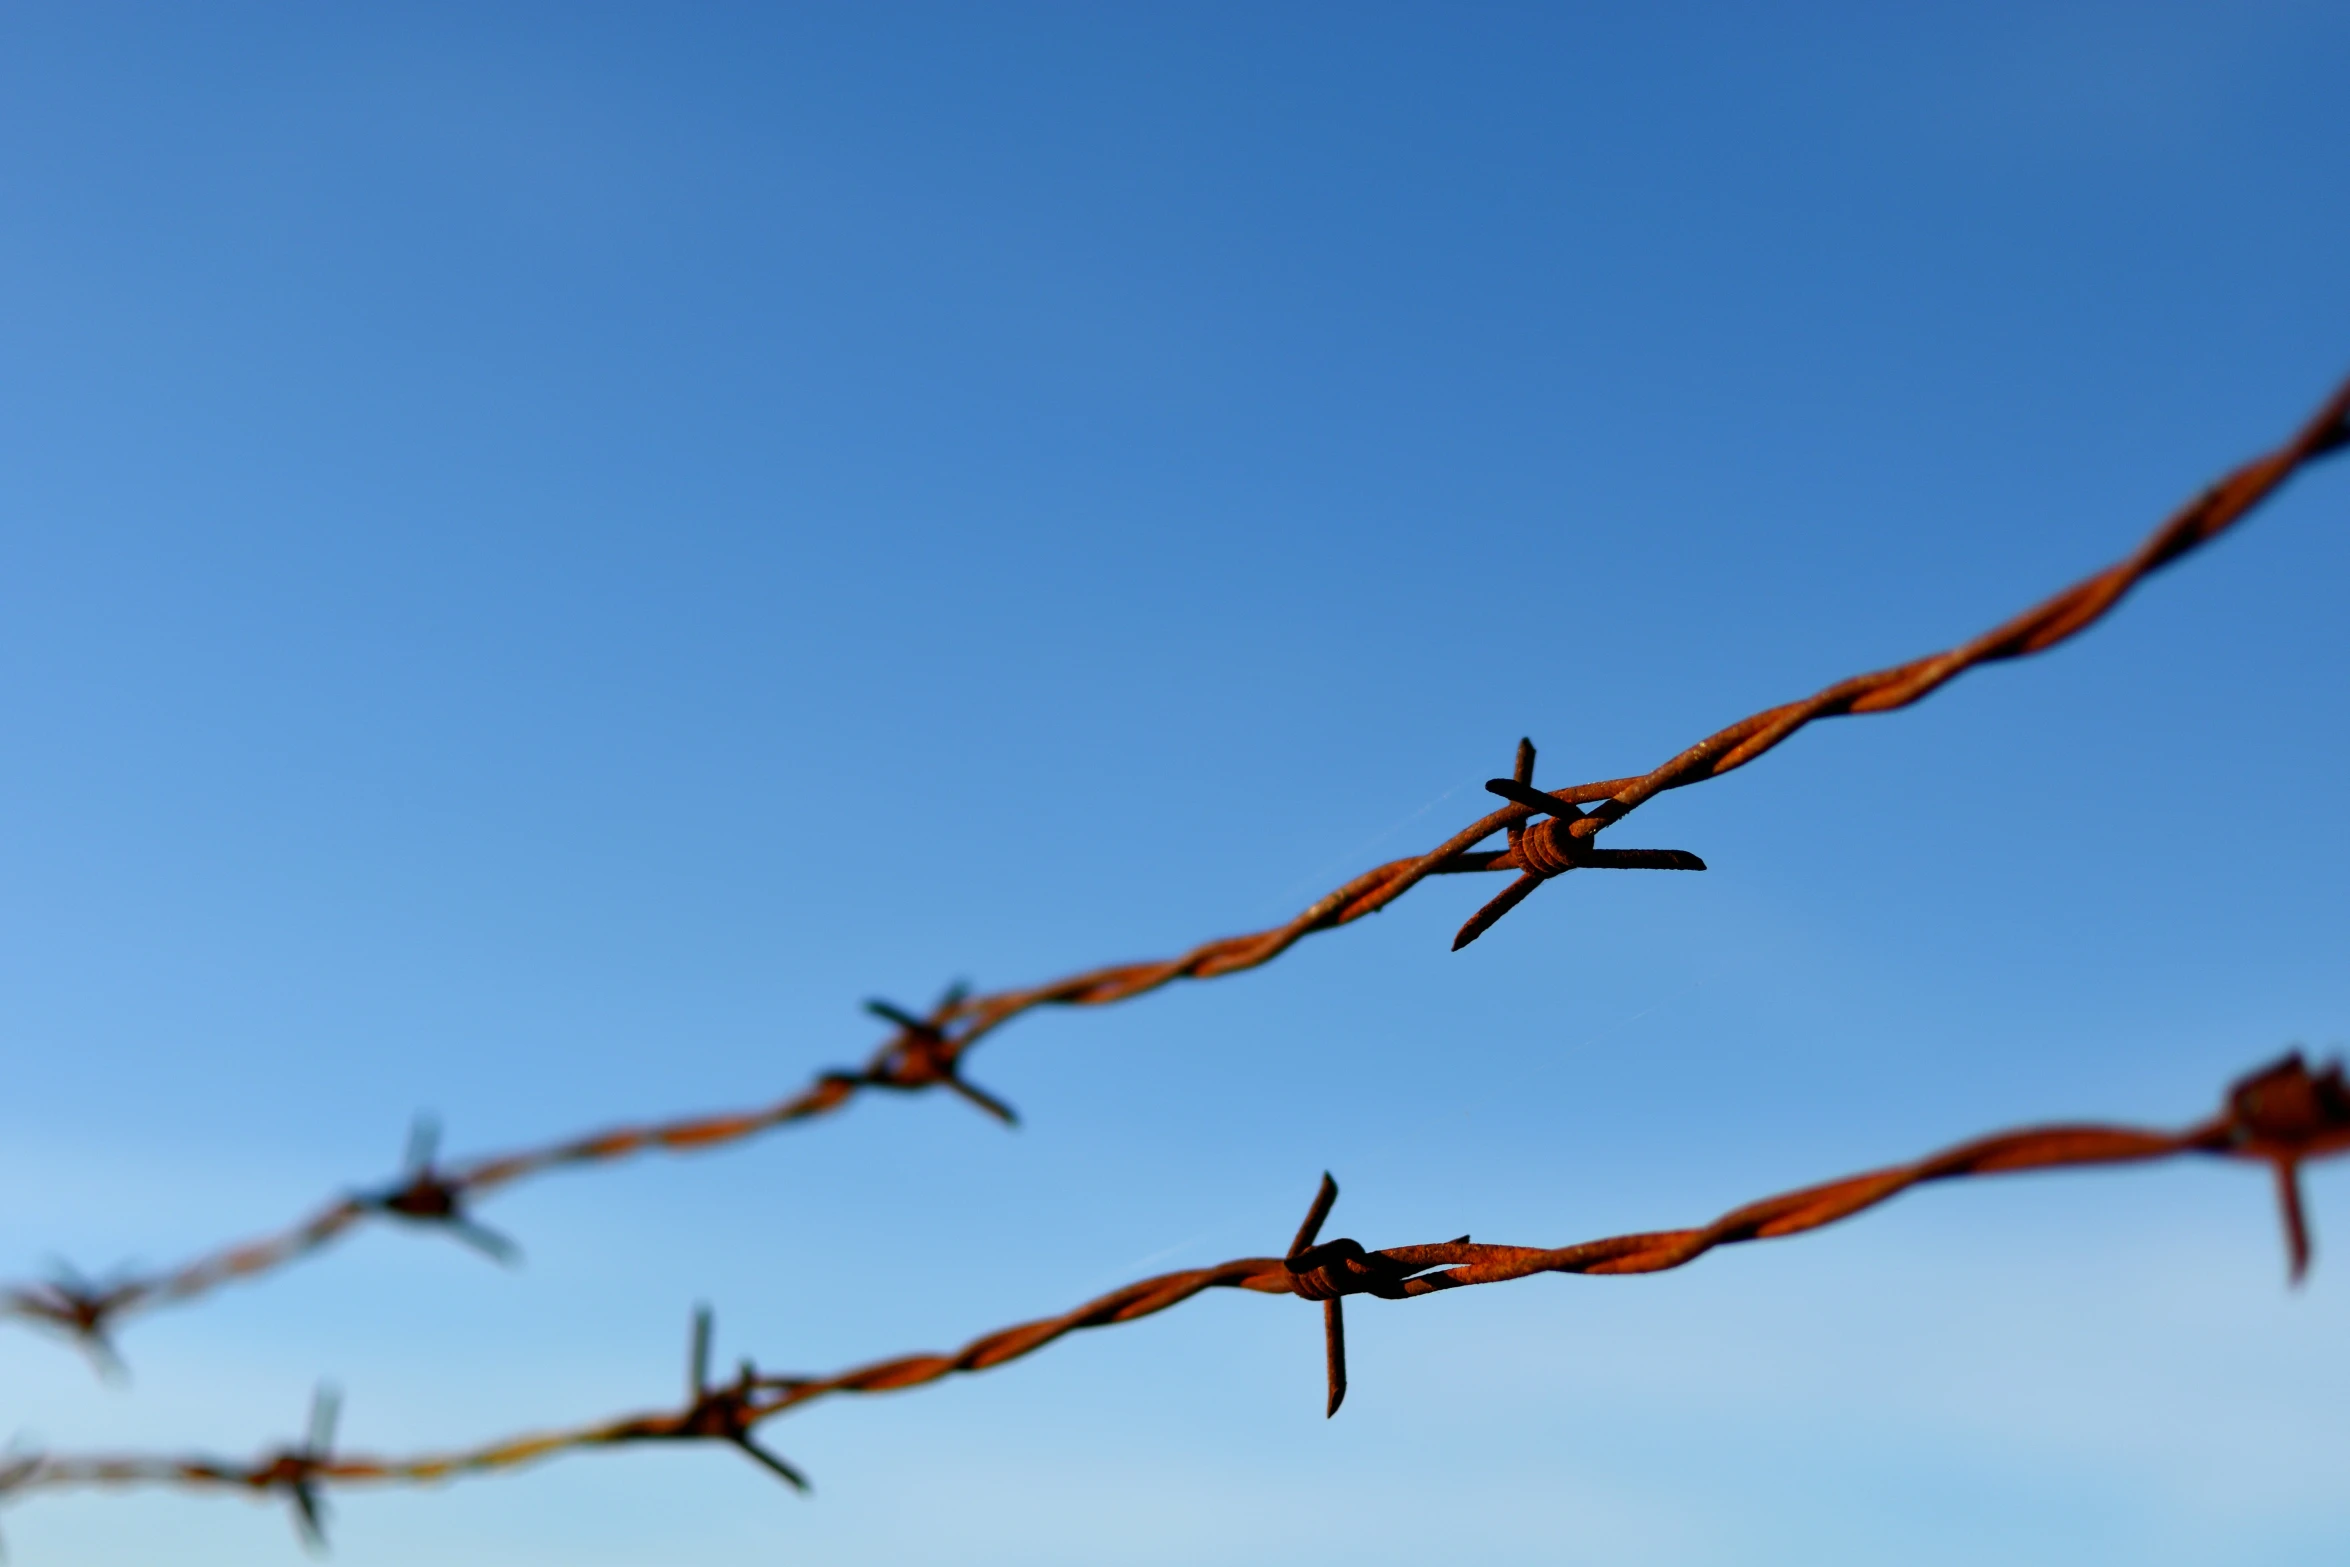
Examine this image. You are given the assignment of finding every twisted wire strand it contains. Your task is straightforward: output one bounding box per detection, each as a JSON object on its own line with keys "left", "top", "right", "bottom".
{"left": 11, "top": 1052, "right": 2343, "bottom": 1527}
{"left": 10, "top": 374, "right": 2345, "bottom": 1354}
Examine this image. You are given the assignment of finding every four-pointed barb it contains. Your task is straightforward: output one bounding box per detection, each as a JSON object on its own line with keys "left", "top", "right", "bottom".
{"left": 1453, "top": 738, "right": 1706, "bottom": 951}
{"left": 6, "top": 1262, "right": 140, "bottom": 1376}
{"left": 2216, "top": 1052, "right": 2350, "bottom": 1284}
{"left": 663, "top": 1306, "right": 809, "bottom": 1492}
{"left": 246, "top": 1382, "right": 339, "bottom": 1553}
{"left": 359, "top": 1114, "right": 519, "bottom": 1265}
{"left": 859, "top": 983, "right": 1019, "bottom": 1125}
{"left": 1281, "top": 1174, "right": 1457, "bottom": 1418}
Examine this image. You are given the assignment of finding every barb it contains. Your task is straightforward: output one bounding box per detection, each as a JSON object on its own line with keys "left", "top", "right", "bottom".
{"left": 10, "top": 374, "right": 2344, "bottom": 1358}
{"left": 9, "top": 1053, "right": 2342, "bottom": 1528}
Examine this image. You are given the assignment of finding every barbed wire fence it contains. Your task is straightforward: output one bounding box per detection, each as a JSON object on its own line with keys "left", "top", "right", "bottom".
{"left": 7, "top": 1051, "right": 2346, "bottom": 1548}
{"left": 4, "top": 372, "right": 2346, "bottom": 1549}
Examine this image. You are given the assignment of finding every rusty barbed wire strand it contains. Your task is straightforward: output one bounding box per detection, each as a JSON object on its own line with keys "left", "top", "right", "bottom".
{"left": 0, "top": 987, "right": 1003, "bottom": 1362}
{"left": 9, "top": 373, "right": 2346, "bottom": 1360}
{"left": 9, "top": 1052, "right": 2343, "bottom": 1547}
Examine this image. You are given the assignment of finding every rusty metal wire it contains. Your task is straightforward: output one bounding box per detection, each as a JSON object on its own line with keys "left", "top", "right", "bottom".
{"left": 0, "top": 991, "right": 1000, "bottom": 1362}
{"left": 8, "top": 372, "right": 2346, "bottom": 1362}
{"left": 9, "top": 1052, "right": 2343, "bottom": 1547}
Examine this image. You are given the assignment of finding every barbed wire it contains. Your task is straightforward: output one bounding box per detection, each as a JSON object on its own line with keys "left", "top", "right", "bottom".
{"left": 9, "top": 372, "right": 2346, "bottom": 1362}
{"left": 8, "top": 1051, "right": 2343, "bottom": 1549}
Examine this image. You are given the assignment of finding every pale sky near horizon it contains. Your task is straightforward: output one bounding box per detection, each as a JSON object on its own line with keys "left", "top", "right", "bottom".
{"left": 3, "top": 5, "right": 2349, "bottom": 1564}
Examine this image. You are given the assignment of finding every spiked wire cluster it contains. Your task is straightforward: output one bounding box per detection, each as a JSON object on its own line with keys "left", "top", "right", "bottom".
{"left": 3, "top": 371, "right": 2347, "bottom": 1551}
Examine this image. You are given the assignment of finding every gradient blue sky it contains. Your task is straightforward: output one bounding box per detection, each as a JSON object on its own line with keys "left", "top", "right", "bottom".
{"left": 3, "top": 5, "right": 2348, "bottom": 1563}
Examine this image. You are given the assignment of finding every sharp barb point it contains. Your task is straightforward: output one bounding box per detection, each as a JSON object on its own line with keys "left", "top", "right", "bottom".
{"left": 446, "top": 1218, "right": 521, "bottom": 1267}
{"left": 289, "top": 1484, "right": 328, "bottom": 1554}
{"left": 1289, "top": 1174, "right": 1339, "bottom": 1259}
{"left": 1484, "top": 777, "right": 1584, "bottom": 820}
{"left": 404, "top": 1113, "right": 440, "bottom": 1175}
{"left": 1323, "top": 1298, "right": 1347, "bottom": 1418}
{"left": 690, "top": 1307, "right": 713, "bottom": 1397}
{"left": 308, "top": 1384, "right": 340, "bottom": 1456}
{"left": 1453, "top": 871, "right": 1541, "bottom": 950}
{"left": 945, "top": 1076, "right": 1020, "bottom": 1127}
{"left": 735, "top": 1435, "right": 812, "bottom": 1493}
{"left": 2275, "top": 1160, "right": 2314, "bottom": 1286}
{"left": 864, "top": 1000, "right": 927, "bottom": 1032}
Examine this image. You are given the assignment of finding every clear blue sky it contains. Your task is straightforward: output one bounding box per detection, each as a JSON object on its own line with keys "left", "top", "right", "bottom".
{"left": 3, "top": 5, "right": 2347, "bottom": 1563}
